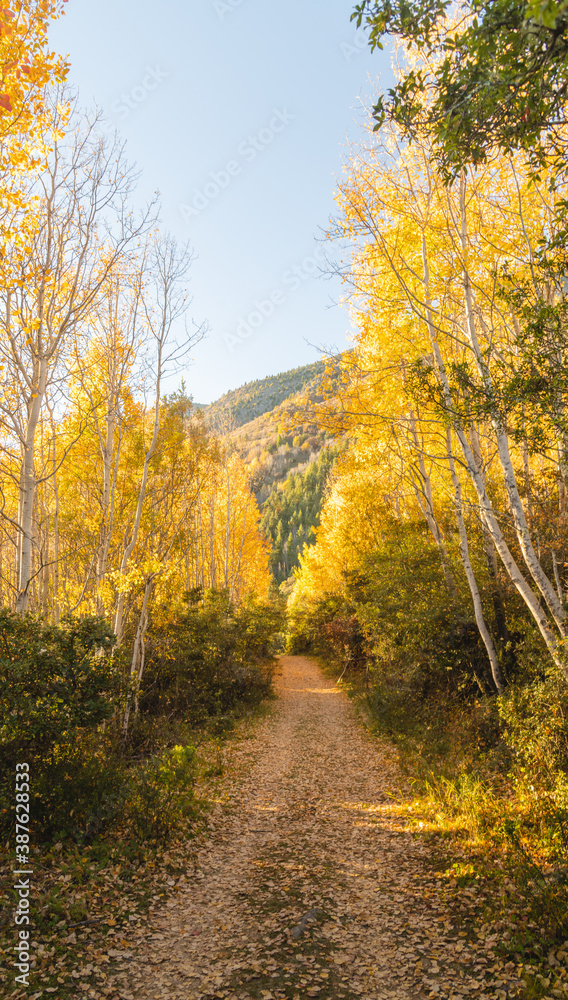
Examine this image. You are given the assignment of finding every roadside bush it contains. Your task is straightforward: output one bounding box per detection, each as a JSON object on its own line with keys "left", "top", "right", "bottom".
{"left": 0, "top": 610, "right": 116, "bottom": 748}
{"left": 499, "top": 671, "right": 568, "bottom": 791}
{"left": 287, "top": 593, "right": 352, "bottom": 658}
{"left": 498, "top": 670, "right": 568, "bottom": 921}
{"left": 141, "top": 590, "right": 282, "bottom": 721}
{"left": 0, "top": 610, "right": 119, "bottom": 843}
{"left": 126, "top": 744, "right": 199, "bottom": 843}
{"left": 378, "top": 656, "right": 568, "bottom": 942}
{"left": 322, "top": 612, "right": 367, "bottom": 670}
{"left": 0, "top": 596, "right": 279, "bottom": 849}
{"left": 503, "top": 813, "right": 568, "bottom": 942}
{"left": 288, "top": 564, "right": 495, "bottom": 700}
{"left": 30, "top": 732, "right": 127, "bottom": 844}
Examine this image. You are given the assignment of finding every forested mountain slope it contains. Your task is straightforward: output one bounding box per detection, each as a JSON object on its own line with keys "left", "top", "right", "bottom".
{"left": 260, "top": 447, "right": 343, "bottom": 583}
{"left": 199, "top": 360, "right": 326, "bottom": 430}
{"left": 201, "top": 359, "right": 346, "bottom": 586}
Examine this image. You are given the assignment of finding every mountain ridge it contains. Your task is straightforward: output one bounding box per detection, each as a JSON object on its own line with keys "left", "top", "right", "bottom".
{"left": 195, "top": 356, "right": 345, "bottom": 589}
{"left": 198, "top": 359, "right": 326, "bottom": 431}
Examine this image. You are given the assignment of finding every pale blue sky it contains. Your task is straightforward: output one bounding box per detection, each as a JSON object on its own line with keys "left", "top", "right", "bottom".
{"left": 50, "top": 1, "right": 391, "bottom": 403}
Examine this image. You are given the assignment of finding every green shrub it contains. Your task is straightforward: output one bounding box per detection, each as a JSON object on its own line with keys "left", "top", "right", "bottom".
{"left": 141, "top": 590, "right": 281, "bottom": 721}
{"left": 287, "top": 593, "right": 351, "bottom": 657}
{"left": 127, "top": 744, "right": 199, "bottom": 843}
{"left": 0, "top": 610, "right": 120, "bottom": 843}
{"left": 503, "top": 814, "right": 568, "bottom": 942}
{"left": 288, "top": 533, "right": 506, "bottom": 699}
{"left": 499, "top": 673, "right": 568, "bottom": 790}
{"left": 29, "top": 733, "right": 127, "bottom": 843}
{"left": 498, "top": 671, "right": 568, "bottom": 918}
{"left": 0, "top": 610, "right": 116, "bottom": 748}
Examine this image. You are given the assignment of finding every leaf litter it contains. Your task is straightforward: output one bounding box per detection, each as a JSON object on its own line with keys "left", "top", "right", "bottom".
{"left": 103, "top": 656, "right": 548, "bottom": 1000}
{"left": 8, "top": 655, "right": 568, "bottom": 1000}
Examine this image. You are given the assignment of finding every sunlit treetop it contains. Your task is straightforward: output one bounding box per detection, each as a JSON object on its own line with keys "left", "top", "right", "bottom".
{"left": 0, "top": 1, "right": 68, "bottom": 164}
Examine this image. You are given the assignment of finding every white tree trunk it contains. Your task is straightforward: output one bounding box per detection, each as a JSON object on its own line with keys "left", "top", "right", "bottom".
{"left": 406, "top": 410, "right": 459, "bottom": 601}
{"left": 446, "top": 430, "right": 506, "bottom": 694}
{"left": 458, "top": 177, "right": 567, "bottom": 635}
{"left": 421, "top": 234, "right": 567, "bottom": 675}
{"left": 16, "top": 382, "right": 44, "bottom": 612}
{"left": 122, "top": 576, "right": 153, "bottom": 737}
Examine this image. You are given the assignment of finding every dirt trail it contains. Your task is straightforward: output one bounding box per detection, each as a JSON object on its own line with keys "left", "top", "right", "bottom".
{"left": 119, "top": 656, "right": 522, "bottom": 1000}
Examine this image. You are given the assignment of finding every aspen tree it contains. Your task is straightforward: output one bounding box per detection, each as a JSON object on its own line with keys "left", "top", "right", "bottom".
{"left": 0, "top": 96, "right": 153, "bottom": 611}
